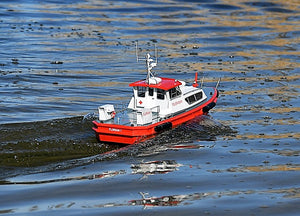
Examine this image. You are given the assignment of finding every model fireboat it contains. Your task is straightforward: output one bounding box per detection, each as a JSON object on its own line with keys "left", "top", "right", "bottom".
{"left": 93, "top": 48, "right": 219, "bottom": 145}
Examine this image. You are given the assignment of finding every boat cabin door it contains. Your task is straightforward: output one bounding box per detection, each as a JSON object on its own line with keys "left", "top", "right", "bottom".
{"left": 155, "top": 88, "right": 168, "bottom": 112}
{"left": 134, "top": 87, "right": 168, "bottom": 112}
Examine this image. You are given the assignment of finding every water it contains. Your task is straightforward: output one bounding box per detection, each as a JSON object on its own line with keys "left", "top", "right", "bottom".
{"left": 0, "top": 0, "right": 299, "bottom": 215}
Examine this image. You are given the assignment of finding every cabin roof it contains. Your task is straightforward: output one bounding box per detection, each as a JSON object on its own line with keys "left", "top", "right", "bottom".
{"left": 129, "top": 77, "right": 182, "bottom": 91}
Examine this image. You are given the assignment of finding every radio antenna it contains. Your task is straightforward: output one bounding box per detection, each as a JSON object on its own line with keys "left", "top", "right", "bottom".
{"left": 154, "top": 44, "right": 158, "bottom": 65}
{"left": 216, "top": 77, "right": 221, "bottom": 89}
{"left": 135, "top": 41, "right": 139, "bottom": 62}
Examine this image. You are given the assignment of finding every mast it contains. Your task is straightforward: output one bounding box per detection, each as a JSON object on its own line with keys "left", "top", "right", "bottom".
{"left": 136, "top": 42, "right": 158, "bottom": 84}
{"left": 145, "top": 53, "right": 157, "bottom": 83}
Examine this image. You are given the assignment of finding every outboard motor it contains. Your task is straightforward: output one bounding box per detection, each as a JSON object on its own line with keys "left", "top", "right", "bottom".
{"left": 98, "top": 104, "right": 115, "bottom": 121}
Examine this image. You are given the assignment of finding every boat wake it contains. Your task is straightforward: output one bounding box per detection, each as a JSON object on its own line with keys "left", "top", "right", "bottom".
{"left": 0, "top": 115, "right": 234, "bottom": 180}
{"left": 133, "top": 115, "right": 235, "bottom": 157}
{"left": 0, "top": 116, "right": 121, "bottom": 179}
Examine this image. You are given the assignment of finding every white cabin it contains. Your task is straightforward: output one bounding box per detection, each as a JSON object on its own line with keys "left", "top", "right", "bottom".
{"left": 127, "top": 76, "right": 207, "bottom": 118}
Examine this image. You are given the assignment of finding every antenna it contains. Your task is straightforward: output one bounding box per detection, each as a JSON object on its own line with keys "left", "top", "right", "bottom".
{"left": 215, "top": 77, "right": 221, "bottom": 89}
{"left": 136, "top": 42, "right": 158, "bottom": 63}
{"left": 154, "top": 44, "right": 158, "bottom": 65}
{"left": 135, "top": 42, "right": 158, "bottom": 83}
{"left": 200, "top": 76, "right": 204, "bottom": 88}
{"left": 135, "top": 41, "right": 139, "bottom": 62}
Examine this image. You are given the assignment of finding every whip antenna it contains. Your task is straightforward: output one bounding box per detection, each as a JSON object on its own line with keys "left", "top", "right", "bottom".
{"left": 155, "top": 44, "right": 158, "bottom": 65}
{"left": 216, "top": 78, "right": 221, "bottom": 89}
{"left": 135, "top": 41, "right": 139, "bottom": 62}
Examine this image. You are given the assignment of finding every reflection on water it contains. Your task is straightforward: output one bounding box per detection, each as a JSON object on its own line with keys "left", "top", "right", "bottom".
{"left": 3, "top": 170, "right": 126, "bottom": 185}
{"left": 4, "top": 159, "right": 182, "bottom": 185}
{"left": 2, "top": 186, "right": 299, "bottom": 214}
{"left": 131, "top": 160, "right": 182, "bottom": 176}
{"left": 0, "top": 0, "right": 299, "bottom": 215}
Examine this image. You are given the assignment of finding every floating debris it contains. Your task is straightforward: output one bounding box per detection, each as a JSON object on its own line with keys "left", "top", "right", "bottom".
{"left": 11, "top": 58, "right": 19, "bottom": 64}
{"left": 50, "top": 61, "right": 63, "bottom": 64}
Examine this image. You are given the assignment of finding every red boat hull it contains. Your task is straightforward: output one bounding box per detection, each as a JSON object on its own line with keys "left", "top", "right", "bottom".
{"left": 93, "top": 88, "right": 218, "bottom": 145}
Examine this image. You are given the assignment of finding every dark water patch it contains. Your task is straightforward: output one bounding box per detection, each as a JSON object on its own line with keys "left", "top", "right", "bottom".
{"left": 244, "top": 2, "right": 295, "bottom": 13}
{"left": 202, "top": 3, "right": 242, "bottom": 10}
{"left": 0, "top": 116, "right": 93, "bottom": 144}
{"left": 0, "top": 116, "right": 120, "bottom": 168}
{"left": 263, "top": 7, "right": 295, "bottom": 14}
{"left": 244, "top": 2, "right": 280, "bottom": 8}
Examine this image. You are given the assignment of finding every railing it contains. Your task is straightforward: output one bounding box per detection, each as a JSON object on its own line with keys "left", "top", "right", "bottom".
{"left": 101, "top": 104, "right": 161, "bottom": 126}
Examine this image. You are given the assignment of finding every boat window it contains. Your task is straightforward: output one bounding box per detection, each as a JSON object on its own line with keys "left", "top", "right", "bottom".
{"left": 185, "top": 91, "right": 203, "bottom": 105}
{"left": 137, "top": 86, "right": 146, "bottom": 97}
{"left": 157, "top": 89, "right": 165, "bottom": 100}
{"left": 149, "top": 88, "right": 154, "bottom": 96}
{"left": 195, "top": 92, "right": 203, "bottom": 100}
{"left": 169, "top": 87, "right": 182, "bottom": 99}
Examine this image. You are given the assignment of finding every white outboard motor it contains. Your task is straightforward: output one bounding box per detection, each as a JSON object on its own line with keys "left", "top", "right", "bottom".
{"left": 98, "top": 104, "right": 115, "bottom": 121}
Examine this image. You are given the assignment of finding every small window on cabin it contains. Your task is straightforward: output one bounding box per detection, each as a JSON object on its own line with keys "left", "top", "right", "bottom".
{"left": 157, "top": 89, "right": 165, "bottom": 100}
{"left": 185, "top": 97, "right": 190, "bottom": 104}
{"left": 137, "top": 86, "right": 146, "bottom": 97}
{"left": 149, "top": 88, "right": 154, "bottom": 97}
{"left": 176, "top": 86, "right": 182, "bottom": 96}
{"left": 185, "top": 94, "right": 196, "bottom": 104}
{"left": 190, "top": 95, "right": 196, "bottom": 103}
{"left": 195, "top": 92, "right": 203, "bottom": 100}
{"left": 185, "top": 91, "right": 203, "bottom": 105}
{"left": 169, "top": 87, "right": 182, "bottom": 99}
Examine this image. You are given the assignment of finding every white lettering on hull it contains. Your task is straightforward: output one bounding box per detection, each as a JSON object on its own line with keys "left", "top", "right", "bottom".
{"left": 109, "top": 128, "right": 122, "bottom": 132}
